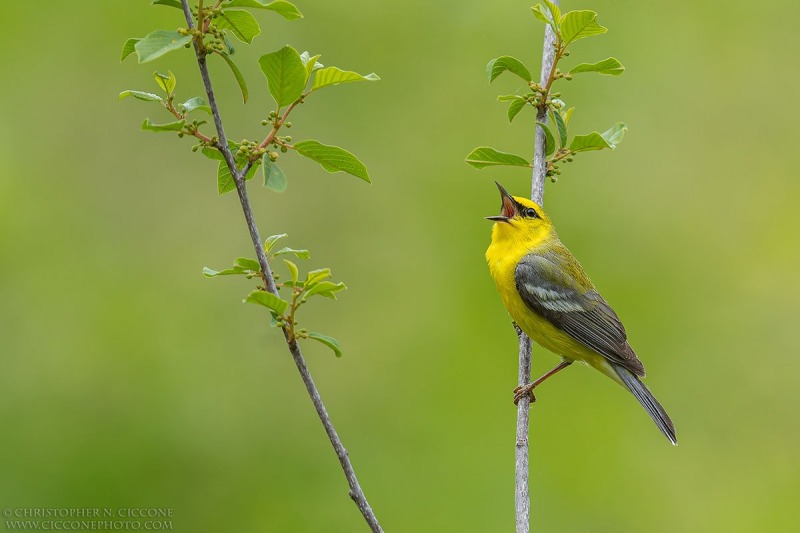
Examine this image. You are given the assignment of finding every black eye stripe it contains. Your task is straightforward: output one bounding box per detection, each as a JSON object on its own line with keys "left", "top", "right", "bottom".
{"left": 511, "top": 198, "right": 539, "bottom": 219}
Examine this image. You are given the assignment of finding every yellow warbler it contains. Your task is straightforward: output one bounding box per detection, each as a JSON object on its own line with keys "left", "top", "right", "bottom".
{"left": 485, "top": 182, "right": 676, "bottom": 444}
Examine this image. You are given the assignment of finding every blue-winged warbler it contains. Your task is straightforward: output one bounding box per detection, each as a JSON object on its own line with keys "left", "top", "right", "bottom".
{"left": 485, "top": 182, "right": 676, "bottom": 444}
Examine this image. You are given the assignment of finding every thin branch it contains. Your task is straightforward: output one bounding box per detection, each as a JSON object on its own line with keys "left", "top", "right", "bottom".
{"left": 531, "top": 21, "right": 559, "bottom": 205}
{"left": 516, "top": 3, "right": 559, "bottom": 532}
{"left": 258, "top": 92, "right": 307, "bottom": 151}
{"left": 163, "top": 100, "right": 214, "bottom": 144}
{"left": 233, "top": 91, "right": 307, "bottom": 177}
{"left": 179, "top": 2, "right": 383, "bottom": 530}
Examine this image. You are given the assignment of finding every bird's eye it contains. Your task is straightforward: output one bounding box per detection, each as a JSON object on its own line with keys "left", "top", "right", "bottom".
{"left": 524, "top": 208, "right": 538, "bottom": 218}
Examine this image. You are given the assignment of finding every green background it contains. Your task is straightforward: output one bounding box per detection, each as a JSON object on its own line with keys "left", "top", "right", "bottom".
{"left": 1, "top": 1, "right": 798, "bottom": 531}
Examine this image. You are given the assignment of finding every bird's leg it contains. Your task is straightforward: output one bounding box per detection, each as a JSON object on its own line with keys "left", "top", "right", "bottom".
{"left": 513, "top": 360, "right": 573, "bottom": 405}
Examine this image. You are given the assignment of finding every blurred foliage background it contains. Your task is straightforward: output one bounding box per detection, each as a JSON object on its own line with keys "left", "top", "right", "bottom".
{"left": 1, "top": 1, "right": 799, "bottom": 531}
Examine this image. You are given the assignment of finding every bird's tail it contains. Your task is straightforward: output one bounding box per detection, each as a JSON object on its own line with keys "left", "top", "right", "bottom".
{"left": 613, "top": 364, "right": 677, "bottom": 445}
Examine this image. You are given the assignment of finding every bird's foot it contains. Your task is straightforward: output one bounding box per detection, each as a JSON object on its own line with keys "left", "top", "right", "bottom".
{"left": 513, "top": 383, "right": 536, "bottom": 405}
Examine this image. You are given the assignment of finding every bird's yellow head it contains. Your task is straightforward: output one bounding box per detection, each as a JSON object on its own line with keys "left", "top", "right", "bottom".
{"left": 486, "top": 182, "right": 555, "bottom": 248}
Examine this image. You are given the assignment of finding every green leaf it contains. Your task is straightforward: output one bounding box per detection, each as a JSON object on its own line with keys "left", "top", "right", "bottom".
{"left": 300, "top": 52, "right": 323, "bottom": 80}
{"left": 507, "top": 99, "right": 527, "bottom": 123}
{"left": 569, "top": 133, "right": 611, "bottom": 152}
{"left": 180, "top": 96, "right": 211, "bottom": 114}
{"left": 203, "top": 266, "right": 246, "bottom": 277}
{"left": 536, "top": 122, "right": 556, "bottom": 157}
{"left": 258, "top": 45, "right": 306, "bottom": 107}
{"left": 121, "top": 38, "right": 140, "bottom": 62}
{"left": 202, "top": 146, "right": 225, "bottom": 160}
{"left": 263, "top": 0, "right": 304, "bottom": 20}
{"left": 118, "top": 90, "right": 162, "bottom": 102}
{"left": 218, "top": 163, "right": 236, "bottom": 194}
{"left": 552, "top": 110, "right": 567, "bottom": 148}
{"left": 224, "top": 37, "right": 236, "bottom": 55}
{"left": 569, "top": 57, "right": 624, "bottom": 76}
{"left": 151, "top": 0, "right": 182, "bottom": 7}
{"left": 203, "top": 255, "right": 262, "bottom": 278}
{"left": 497, "top": 94, "right": 523, "bottom": 102}
{"left": 141, "top": 118, "right": 185, "bottom": 132}
{"left": 154, "top": 71, "right": 176, "bottom": 95}
{"left": 601, "top": 122, "right": 627, "bottom": 146}
{"left": 569, "top": 123, "right": 627, "bottom": 153}
{"left": 464, "top": 147, "right": 531, "bottom": 169}
{"left": 542, "top": 0, "right": 561, "bottom": 23}
{"left": 293, "top": 140, "right": 371, "bottom": 183}
{"left": 305, "top": 268, "right": 331, "bottom": 286}
{"left": 284, "top": 259, "right": 299, "bottom": 283}
{"left": 217, "top": 53, "right": 249, "bottom": 103}
{"left": 225, "top": 0, "right": 303, "bottom": 20}
{"left": 134, "top": 30, "right": 192, "bottom": 63}
{"left": 245, "top": 290, "right": 289, "bottom": 315}
{"left": 564, "top": 107, "right": 575, "bottom": 127}
{"left": 303, "top": 281, "right": 346, "bottom": 301}
{"left": 275, "top": 247, "right": 310, "bottom": 259}
{"left": 560, "top": 10, "right": 607, "bottom": 45}
{"left": 216, "top": 9, "right": 261, "bottom": 44}
{"left": 486, "top": 56, "right": 532, "bottom": 83}
{"left": 262, "top": 156, "right": 287, "bottom": 192}
{"left": 264, "top": 234, "right": 288, "bottom": 252}
{"left": 311, "top": 67, "right": 380, "bottom": 91}
{"left": 306, "top": 332, "right": 342, "bottom": 357}
{"left": 235, "top": 257, "right": 261, "bottom": 271}
{"left": 217, "top": 160, "right": 257, "bottom": 194}
{"left": 531, "top": 4, "right": 556, "bottom": 31}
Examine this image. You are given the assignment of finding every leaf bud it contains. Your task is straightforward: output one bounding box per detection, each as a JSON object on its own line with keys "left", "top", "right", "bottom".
{"left": 269, "top": 152, "right": 279, "bottom": 162}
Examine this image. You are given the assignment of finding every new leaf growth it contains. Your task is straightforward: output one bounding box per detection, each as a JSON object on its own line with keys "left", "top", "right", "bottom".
{"left": 117, "top": 1, "right": 384, "bottom": 530}
{"left": 120, "top": 0, "right": 378, "bottom": 195}
{"left": 466, "top": 2, "right": 627, "bottom": 182}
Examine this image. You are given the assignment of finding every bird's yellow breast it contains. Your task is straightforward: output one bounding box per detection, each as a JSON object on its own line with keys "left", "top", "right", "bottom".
{"left": 485, "top": 221, "right": 611, "bottom": 374}
{"left": 486, "top": 230, "right": 569, "bottom": 354}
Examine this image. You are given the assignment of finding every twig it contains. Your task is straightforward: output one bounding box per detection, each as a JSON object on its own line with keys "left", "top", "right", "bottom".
{"left": 516, "top": 3, "right": 559, "bottom": 532}
{"left": 178, "top": 2, "right": 383, "bottom": 531}
{"left": 531, "top": 11, "right": 559, "bottom": 205}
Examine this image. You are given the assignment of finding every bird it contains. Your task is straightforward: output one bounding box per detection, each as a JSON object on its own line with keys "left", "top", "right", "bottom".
{"left": 485, "top": 182, "right": 676, "bottom": 444}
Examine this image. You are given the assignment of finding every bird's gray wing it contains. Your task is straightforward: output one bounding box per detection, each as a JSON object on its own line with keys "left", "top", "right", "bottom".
{"left": 514, "top": 251, "right": 644, "bottom": 376}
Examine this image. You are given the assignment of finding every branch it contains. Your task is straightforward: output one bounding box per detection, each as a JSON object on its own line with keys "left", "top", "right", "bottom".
{"left": 531, "top": 17, "right": 559, "bottom": 205}
{"left": 516, "top": 2, "right": 559, "bottom": 532}
{"left": 179, "top": 2, "right": 383, "bottom": 531}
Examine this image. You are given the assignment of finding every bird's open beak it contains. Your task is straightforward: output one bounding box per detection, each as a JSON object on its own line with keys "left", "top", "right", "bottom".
{"left": 485, "top": 181, "right": 516, "bottom": 222}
